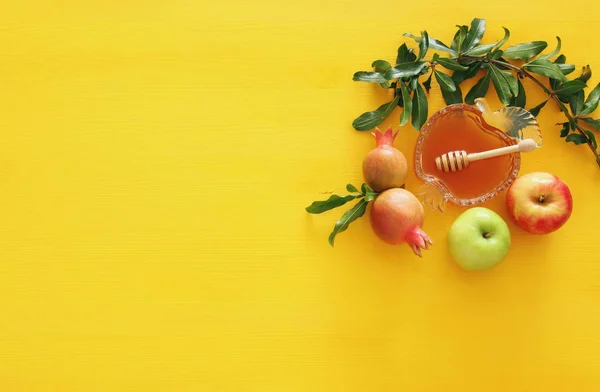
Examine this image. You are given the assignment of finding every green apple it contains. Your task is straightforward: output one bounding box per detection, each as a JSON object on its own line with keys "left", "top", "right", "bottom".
{"left": 447, "top": 207, "right": 511, "bottom": 271}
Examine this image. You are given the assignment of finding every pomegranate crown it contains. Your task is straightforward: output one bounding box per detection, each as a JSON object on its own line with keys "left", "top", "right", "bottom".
{"left": 371, "top": 126, "right": 398, "bottom": 147}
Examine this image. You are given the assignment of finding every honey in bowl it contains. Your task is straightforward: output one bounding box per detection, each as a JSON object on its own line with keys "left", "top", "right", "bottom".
{"left": 420, "top": 105, "right": 517, "bottom": 199}
{"left": 414, "top": 99, "right": 541, "bottom": 210}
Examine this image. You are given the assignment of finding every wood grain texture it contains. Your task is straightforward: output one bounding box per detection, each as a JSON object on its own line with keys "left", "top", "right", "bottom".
{"left": 0, "top": 1, "right": 599, "bottom": 391}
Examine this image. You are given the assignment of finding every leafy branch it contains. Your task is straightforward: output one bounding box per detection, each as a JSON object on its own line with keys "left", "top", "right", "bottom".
{"left": 352, "top": 18, "right": 600, "bottom": 168}
{"left": 306, "top": 184, "right": 378, "bottom": 246}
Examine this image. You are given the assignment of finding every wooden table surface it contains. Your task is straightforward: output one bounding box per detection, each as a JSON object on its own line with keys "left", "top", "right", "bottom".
{"left": 1, "top": 1, "right": 600, "bottom": 391}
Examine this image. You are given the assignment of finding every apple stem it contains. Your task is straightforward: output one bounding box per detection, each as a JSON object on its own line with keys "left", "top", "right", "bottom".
{"left": 539, "top": 194, "right": 545, "bottom": 203}
{"left": 483, "top": 232, "right": 494, "bottom": 239}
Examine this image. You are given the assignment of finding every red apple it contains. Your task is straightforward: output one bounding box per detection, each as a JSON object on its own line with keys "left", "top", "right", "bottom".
{"left": 506, "top": 172, "right": 573, "bottom": 235}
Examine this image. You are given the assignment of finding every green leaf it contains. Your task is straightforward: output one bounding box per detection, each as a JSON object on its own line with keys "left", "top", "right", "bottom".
{"left": 489, "top": 65, "right": 516, "bottom": 105}
{"left": 352, "top": 95, "right": 400, "bottom": 131}
{"left": 570, "top": 91, "right": 584, "bottom": 115}
{"left": 579, "top": 83, "right": 600, "bottom": 116}
{"left": 557, "top": 63, "right": 576, "bottom": 75}
{"left": 364, "top": 188, "right": 378, "bottom": 202}
{"left": 559, "top": 122, "right": 570, "bottom": 138}
{"left": 489, "top": 49, "right": 504, "bottom": 60}
{"left": 306, "top": 194, "right": 359, "bottom": 214}
{"left": 538, "top": 36, "right": 561, "bottom": 60}
{"left": 523, "top": 59, "right": 567, "bottom": 82}
{"left": 352, "top": 71, "right": 387, "bottom": 83}
{"left": 463, "top": 42, "right": 497, "bottom": 56}
{"left": 452, "top": 61, "right": 483, "bottom": 84}
{"left": 465, "top": 72, "right": 491, "bottom": 104}
{"left": 565, "top": 133, "right": 588, "bottom": 145}
{"left": 511, "top": 78, "right": 526, "bottom": 108}
{"left": 422, "top": 72, "right": 433, "bottom": 93}
{"left": 403, "top": 33, "right": 456, "bottom": 56}
{"left": 399, "top": 82, "right": 412, "bottom": 126}
{"left": 503, "top": 41, "right": 547, "bottom": 60}
{"left": 581, "top": 117, "right": 600, "bottom": 130}
{"left": 576, "top": 65, "right": 592, "bottom": 83}
{"left": 371, "top": 60, "right": 392, "bottom": 73}
{"left": 384, "top": 62, "right": 427, "bottom": 80}
{"left": 396, "top": 44, "right": 409, "bottom": 65}
{"left": 416, "top": 31, "right": 429, "bottom": 62}
{"left": 434, "top": 70, "right": 456, "bottom": 92}
{"left": 528, "top": 100, "right": 548, "bottom": 117}
{"left": 436, "top": 57, "right": 469, "bottom": 71}
{"left": 409, "top": 76, "right": 419, "bottom": 91}
{"left": 346, "top": 184, "right": 359, "bottom": 193}
{"left": 452, "top": 25, "right": 469, "bottom": 53}
{"left": 411, "top": 83, "right": 428, "bottom": 131}
{"left": 553, "top": 80, "right": 587, "bottom": 95}
{"left": 585, "top": 130, "right": 598, "bottom": 149}
{"left": 441, "top": 84, "right": 463, "bottom": 105}
{"left": 328, "top": 198, "right": 368, "bottom": 246}
{"left": 494, "top": 27, "right": 511, "bottom": 50}
{"left": 552, "top": 54, "right": 574, "bottom": 75}
{"left": 462, "top": 18, "right": 486, "bottom": 51}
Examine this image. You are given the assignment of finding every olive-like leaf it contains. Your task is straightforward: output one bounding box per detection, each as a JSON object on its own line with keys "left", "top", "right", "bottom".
{"left": 578, "top": 83, "right": 600, "bottom": 116}
{"left": 489, "top": 49, "right": 504, "bottom": 60}
{"left": 353, "top": 71, "right": 387, "bottom": 83}
{"left": 503, "top": 41, "right": 548, "bottom": 60}
{"left": 364, "top": 188, "right": 379, "bottom": 202}
{"left": 570, "top": 91, "right": 584, "bottom": 115}
{"left": 403, "top": 33, "right": 456, "bottom": 56}
{"left": 434, "top": 70, "right": 457, "bottom": 92}
{"left": 494, "top": 27, "right": 511, "bottom": 50}
{"left": 328, "top": 198, "right": 368, "bottom": 246}
{"left": 538, "top": 36, "right": 561, "bottom": 60}
{"left": 352, "top": 95, "right": 400, "bottom": 131}
{"left": 306, "top": 194, "right": 359, "bottom": 214}
{"left": 553, "top": 80, "right": 586, "bottom": 95}
{"left": 441, "top": 84, "right": 463, "bottom": 105}
{"left": 576, "top": 65, "right": 592, "bottom": 83}
{"left": 399, "top": 82, "right": 412, "bottom": 126}
{"left": 559, "top": 122, "right": 570, "bottom": 138}
{"left": 452, "top": 61, "right": 483, "bottom": 84}
{"left": 409, "top": 76, "right": 419, "bottom": 91}
{"left": 452, "top": 25, "right": 469, "bottom": 53}
{"left": 416, "top": 31, "right": 429, "bottom": 62}
{"left": 371, "top": 60, "right": 392, "bottom": 73}
{"left": 462, "top": 18, "right": 486, "bottom": 51}
{"left": 465, "top": 72, "right": 491, "bottom": 104}
{"left": 528, "top": 100, "right": 548, "bottom": 117}
{"left": 557, "top": 63, "right": 576, "bottom": 75}
{"left": 463, "top": 42, "right": 497, "bottom": 56}
{"left": 490, "top": 64, "right": 516, "bottom": 106}
{"left": 523, "top": 59, "right": 568, "bottom": 82}
{"left": 346, "top": 184, "right": 359, "bottom": 193}
{"left": 585, "top": 130, "right": 598, "bottom": 149}
{"left": 512, "top": 78, "right": 526, "bottom": 108}
{"left": 396, "top": 44, "right": 409, "bottom": 65}
{"left": 565, "top": 133, "right": 588, "bottom": 145}
{"left": 411, "top": 83, "right": 428, "bottom": 131}
{"left": 384, "top": 62, "right": 427, "bottom": 80}
{"left": 580, "top": 117, "right": 600, "bottom": 130}
{"left": 422, "top": 72, "right": 433, "bottom": 93}
{"left": 435, "top": 58, "right": 469, "bottom": 71}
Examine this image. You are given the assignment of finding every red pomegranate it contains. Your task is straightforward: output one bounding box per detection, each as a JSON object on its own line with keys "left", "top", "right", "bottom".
{"left": 362, "top": 127, "right": 408, "bottom": 192}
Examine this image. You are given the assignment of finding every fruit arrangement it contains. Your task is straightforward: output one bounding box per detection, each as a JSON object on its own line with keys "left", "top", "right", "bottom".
{"left": 305, "top": 19, "right": 579, "bottom": 271}
{"left": 306, "top": 123, "right": 574, "bottom": 269}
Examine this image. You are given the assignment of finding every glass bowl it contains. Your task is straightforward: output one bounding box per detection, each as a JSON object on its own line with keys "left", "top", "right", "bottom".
{"left": 414, "top": 98, "right": 542, "bottom": 211}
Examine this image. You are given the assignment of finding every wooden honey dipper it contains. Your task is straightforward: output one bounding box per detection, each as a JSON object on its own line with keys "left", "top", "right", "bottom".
{"left": 435, "top": 138, "right": 538, "bottom": 173}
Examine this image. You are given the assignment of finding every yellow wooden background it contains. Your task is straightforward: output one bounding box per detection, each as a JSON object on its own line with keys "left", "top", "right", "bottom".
{"left": 1, "top": 1, "right": 600, "bottom": 391}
